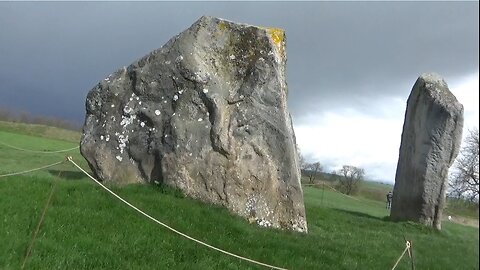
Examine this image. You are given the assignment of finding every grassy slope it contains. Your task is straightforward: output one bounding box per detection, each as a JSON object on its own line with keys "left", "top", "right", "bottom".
{"left": 306, "top": 176, "right": 479, "bottom": 220}
{"left": 1, "top": 123, "right": 478, "bottom": 269}
{"left": 0, "top": 121, "right": 81, "bottom": 143}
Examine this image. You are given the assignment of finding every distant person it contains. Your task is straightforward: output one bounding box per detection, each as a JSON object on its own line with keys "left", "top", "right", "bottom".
{"left": 386, "top": 191, "right": 393, "bottom": 209}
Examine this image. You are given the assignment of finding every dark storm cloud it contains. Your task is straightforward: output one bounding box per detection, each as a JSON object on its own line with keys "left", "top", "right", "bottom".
{"left": 0, "top": 1, "right": 478, "bottom": 123}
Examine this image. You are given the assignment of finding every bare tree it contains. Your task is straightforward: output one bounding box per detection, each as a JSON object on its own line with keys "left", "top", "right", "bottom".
{"left": 337, "top": 165, "right": 365, "bottom": 195}
{"left": 306, "top": 162, "right": 323, "bottom": 183}
{"left": 296, "top": 144, "right": 307, "bottom": 171}
{"left": 449, "top": 128, "right": 479, "bottom": 203}
{"left": 0, "top": 107, "right": 14, "bottom": 121}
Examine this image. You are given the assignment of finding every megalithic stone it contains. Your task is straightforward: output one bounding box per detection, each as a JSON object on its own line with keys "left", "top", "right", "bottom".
{"left": 390, "top": 73, "right": 464, "bottom": 230}
{"left": 80, "top": 16, "right": 307, "bottom": 232}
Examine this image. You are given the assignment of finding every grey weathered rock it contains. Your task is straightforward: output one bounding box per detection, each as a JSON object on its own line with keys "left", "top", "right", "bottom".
{"left": 80, "top": 16, "right": 307, "bottom": 232}
{"left": 390, "top": 73, "right": 464, "bottom": 230}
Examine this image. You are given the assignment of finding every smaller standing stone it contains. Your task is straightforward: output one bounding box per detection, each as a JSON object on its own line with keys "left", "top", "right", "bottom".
{"left": 390, "top": 73, "right": 464, "bottom": 230}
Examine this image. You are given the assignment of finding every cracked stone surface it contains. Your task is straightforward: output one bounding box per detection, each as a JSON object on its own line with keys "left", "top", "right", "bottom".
{"left": 390, "top": 73, "right": 464, "bottom": 230}
{"left": 80, "top": 16, "right": 307, "bottom": 233}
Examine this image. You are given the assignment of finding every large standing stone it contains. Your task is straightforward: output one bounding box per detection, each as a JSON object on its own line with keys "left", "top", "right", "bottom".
{"left": 390, "top": 73, "right": 464, "bottom": 229}
{"left": 80, "top": 16, "right": 307, "bottom": 232}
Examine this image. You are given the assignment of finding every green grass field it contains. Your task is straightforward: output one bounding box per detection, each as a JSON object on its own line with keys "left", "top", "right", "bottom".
{"left": 1, "top": 122, "right": 478, "bottom": 269}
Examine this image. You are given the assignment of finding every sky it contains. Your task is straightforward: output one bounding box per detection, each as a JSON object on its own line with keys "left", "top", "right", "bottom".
{"left": 0, "top": 1, "right": 478, "bottom": 183}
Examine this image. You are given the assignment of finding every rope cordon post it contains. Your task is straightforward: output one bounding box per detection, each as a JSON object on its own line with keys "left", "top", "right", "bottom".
{"left": 391, "top": 240, "right": 412, "bottom": 270}
{"left": 66, "top": 156, "right": 288, "bottom": 270}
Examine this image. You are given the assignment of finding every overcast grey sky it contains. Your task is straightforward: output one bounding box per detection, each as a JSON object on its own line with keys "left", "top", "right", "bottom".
{"left": 1, "top": 1, "right": 478, "bottom": 182}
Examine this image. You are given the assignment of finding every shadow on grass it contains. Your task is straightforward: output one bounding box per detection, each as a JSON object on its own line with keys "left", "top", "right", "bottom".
{"left": 332, "top": 209, "right": 442, "bottom": 234}
{"left": 48, "top": 169, "right": 86, "bottom": 180}
{"left": 332, "top": 208, "right": 392, "bottom": 222}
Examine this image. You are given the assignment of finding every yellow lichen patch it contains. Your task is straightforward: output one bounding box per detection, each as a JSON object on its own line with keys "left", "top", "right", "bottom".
{"left": 219, "top": 21, "right": 229, "bottom": 31}
{"left": 266, "top": 28, "right": 285, "bottom": 57}
{"left": 267, "top": 28, "right": 284, "bottom": 46}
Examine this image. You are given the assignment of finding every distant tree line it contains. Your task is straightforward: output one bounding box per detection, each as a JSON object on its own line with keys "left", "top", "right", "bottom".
{"left": 297, "top": 146, "right": 365, "bottom": 195}
{"left": 0, "top": 106, "right": 81, "bottom": 131}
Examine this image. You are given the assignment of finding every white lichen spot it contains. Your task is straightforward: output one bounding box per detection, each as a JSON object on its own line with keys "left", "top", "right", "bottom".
{"left": 203, "top": 88, "right": 208, "bottom": 94}
{"left": 117, "top": 134, "right": 129, "bottom": 154}
{"left": 105, "top": 135, "right": 110, "bottom": 142}
{"left": 240, "top": 95, "right": 244, "bottom": 99}
{"left": 173, "top": 94, "right": 178, "bottom": 101}
{"left": 136, "top": 97, "right": 139, "bottom": 101}
{"left": 129, "top": 97, "right": 133, "bottom": 101}
{"left": 100, "top": 135, "right": 104, "bottom": 140}
{"left": 116, "top": 155, "right": 123, "bottom": 162}
{"left": 164, "top": 134, "right": 168, "bottom": 138}
{"left": 198, "top": 118, "right": 203, "bottom": 122}
{"left": 164, "top": 60, "right": 171, "bottom": 65}
{"left": 229, "top": 54, "right": 236, "bottom": 60}
{"left": 120, "top": 115, "right": 134, "bottom": 127}
{"left": 257, "top": 219, "right": 272, "bottom": 228}
{"left": 155, "top": 110, "right": 161, "bottom": 116}
{"left": 163, "top": 100, "right": 167, "bottom": 104}
{"left": 140, "top": 122, "right": 145, "bottom": 127}
{"left": 111, "top": 104, "right": 115, "bottom": 108}
{"left": 176, "top": 55, "right": 184, "bottom": 62}
{"left": 189, "top": 153, "right": 193, "bottom": 156}
{"left": 139, "top": 101, "right": 142, "bottom": 105}
{"left": 172, "top": 113, "right": 176, "bottom": 116}
{"left": 123, "top": 106, "right": 133, "bottom": 114}
{"left": 178, "top": 90, "right": 184, "bottom": 95}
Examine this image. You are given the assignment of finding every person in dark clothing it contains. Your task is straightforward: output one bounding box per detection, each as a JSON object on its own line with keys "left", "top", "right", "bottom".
{"left": 386, "top": 191, "right": 393, "bottom": 209}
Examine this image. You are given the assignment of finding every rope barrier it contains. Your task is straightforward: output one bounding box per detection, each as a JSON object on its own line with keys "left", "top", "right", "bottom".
{"left": 0, "top": 140, "right": 79, "bottom": 154}
{"left": 66, "top": 157, "right": 288, "bottom": 270}
{"left": 0, "top": 160, "right": 65, "bottom": 178}
{"left": 391, "top": 240, "right": 411, "bottom": 270}
{"left": 303, "top": 183, "right": 361, "bottom": 201}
